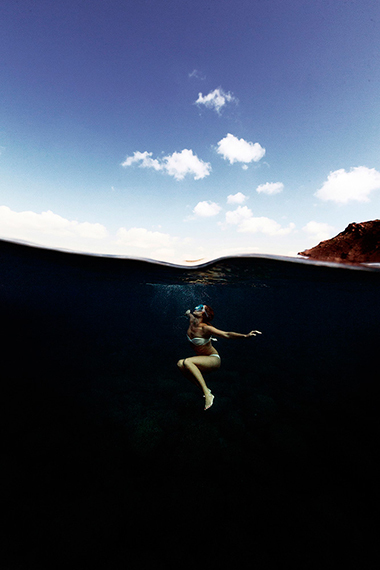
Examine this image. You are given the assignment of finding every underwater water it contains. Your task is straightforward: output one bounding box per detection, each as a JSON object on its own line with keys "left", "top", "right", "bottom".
{"left": 1, "top": 238, "right": 379, "bottom": 569}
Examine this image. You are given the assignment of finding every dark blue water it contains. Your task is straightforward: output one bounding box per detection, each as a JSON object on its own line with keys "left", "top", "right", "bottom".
{"left": 1, "top": 238, "right": 379, "bottom": 568}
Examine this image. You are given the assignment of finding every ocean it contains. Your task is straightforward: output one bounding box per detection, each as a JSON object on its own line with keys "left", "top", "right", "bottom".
{"left": 1, "top": 238, "right": 379, "bottom": 568}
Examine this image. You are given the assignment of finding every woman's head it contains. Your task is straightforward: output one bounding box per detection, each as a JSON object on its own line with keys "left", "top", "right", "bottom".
{"left": 194, "top": 304, "right": 214, "bottom": 323}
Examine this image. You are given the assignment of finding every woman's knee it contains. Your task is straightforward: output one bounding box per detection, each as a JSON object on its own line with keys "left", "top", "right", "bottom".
{"left": 178, "top": 358, "right": 192, "bottom": 371}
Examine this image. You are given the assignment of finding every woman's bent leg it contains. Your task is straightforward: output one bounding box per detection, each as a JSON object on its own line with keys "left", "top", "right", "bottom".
{"left": 177, "top": 359, "right": 203, "bottom": 391}
{"left": 177, "top": 356, "right": 220, "bottom": 409}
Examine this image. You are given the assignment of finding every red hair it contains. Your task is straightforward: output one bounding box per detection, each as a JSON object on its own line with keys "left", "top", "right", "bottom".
{"left": 203, "top": 305, "right": 214, "bottom": 323}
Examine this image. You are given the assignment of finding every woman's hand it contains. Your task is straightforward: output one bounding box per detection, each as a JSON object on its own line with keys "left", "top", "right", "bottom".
{"left": 185, "top": 309, "right": 191, "bottom": 316}
{"left": 246, "top": 330, "right": 262, "bottom": 337}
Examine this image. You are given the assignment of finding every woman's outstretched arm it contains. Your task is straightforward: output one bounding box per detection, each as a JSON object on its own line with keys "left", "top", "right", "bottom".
{"left": 205, "top": 325, "right": 262, "bottom": 339}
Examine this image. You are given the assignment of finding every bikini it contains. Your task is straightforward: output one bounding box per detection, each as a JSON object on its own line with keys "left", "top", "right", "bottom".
{"left": 186, "top": 335, "right": 221, "bottom": 358}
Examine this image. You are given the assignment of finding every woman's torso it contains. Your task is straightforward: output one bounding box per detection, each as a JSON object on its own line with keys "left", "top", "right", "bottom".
{"left": 187, "top": 324, "right": 219, "bottom": 356}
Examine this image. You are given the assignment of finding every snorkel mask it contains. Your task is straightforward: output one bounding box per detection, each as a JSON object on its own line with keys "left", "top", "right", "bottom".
{"left": 194, "top": 304, "right": 209, "bottom": 319}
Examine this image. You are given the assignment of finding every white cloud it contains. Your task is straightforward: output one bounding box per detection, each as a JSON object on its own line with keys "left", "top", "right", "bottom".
{"left": 195, "top": 88, "right": 237, "bottom": 113}
{"left": 193, "top": 201, "right": 222, "bottom": 218}
{"left": 121, "top": 149, "right": 211, "bottom": 181}
{"left": 0, "top": 206, "right": 108, "bottom": 241}
{"left": 216, "top": 133, "right": 265, "bottom": 165}
{"left": 238, "top": 217, "right": 295, "bottom": 235}
{"left": 225, "top": 205, "right": 252, "bottom": 225}
{"left": 315, "top": 166, "right": 380, "bottom": 203}
{"left": 163, "top": 149, "right": 211, "bottom": 180}
{"left": 224, "top": 205, "right": 295, "bottom": 236}
{"left": 302, "top": 221, "right": 336, "bottom": 242}
{"left": 114, "top": 229, "right": 198, "bottom": 263}
{"left": 121, "top": 151, "right": 162, "bottom": 171}
{"left": 189, "top": 69, "right": 205, "bottom": 80}
{"left": 227, "top": 192, "right": 248, "bottom": 204}
{"left": 256, "top": 182, "right": 284, "bottom": 195}
{"left": 116, "top": 227, "right": 177, "bottom": 249}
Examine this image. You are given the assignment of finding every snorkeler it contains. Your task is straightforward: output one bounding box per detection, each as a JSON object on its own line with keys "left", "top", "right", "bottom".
{"left": 177, "top": 304, "right": 262, "bottom": 410}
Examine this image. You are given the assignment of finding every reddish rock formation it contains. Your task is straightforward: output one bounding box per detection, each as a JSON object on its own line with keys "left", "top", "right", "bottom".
{"left": 298, "top": 220, "right": 380, "bottom": 263}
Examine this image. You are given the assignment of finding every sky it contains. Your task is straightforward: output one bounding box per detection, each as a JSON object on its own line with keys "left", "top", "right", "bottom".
{"left": 1, "top": 0, "right": 379, "bottom": 264}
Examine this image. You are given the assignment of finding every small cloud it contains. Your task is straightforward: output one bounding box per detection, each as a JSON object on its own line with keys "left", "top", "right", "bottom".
{"left": 164, "top": 149, "right": 211, "bottom": 181}
{"left": 121, "top": 149, "right": 211, "bottom": 181}
{"left": 238, "top": 217, "right": 295, "bottom": 236}
{"left": 256, "top": 182, "right": 284, "bottom": 195}
{"left": 315, "top": 166, "right": 380, "bottom": 203}
{"left": 216, "top": 133, "right": 265, "bottom": 165}
{"left": 226, "top": 206, "right": 252, "bottom": 225}
{"left": 224, "top": 205, "right": 295, "bottom": 236}
{"left": 196, "top": 88, "right": 237, "bottom": 114}
{"left": 302, "top": 221, "right": 336, "bottom": 242}
{"left": 227, "top": 192, "right": 248, "bottom": 205}
{"left": 189, "top": 69, "right": 205, "bottom": 80}
{"left": 121, "top": 151, "right": 162, "bottom": 171}
{"left": 193, "top": 200, "right": 222, "bottom": 217}
{"left": 225, "top": 205, "right": 252, "bottom": 225}
{"left": 116, "top": 227, "right": 177, "bottom": 249}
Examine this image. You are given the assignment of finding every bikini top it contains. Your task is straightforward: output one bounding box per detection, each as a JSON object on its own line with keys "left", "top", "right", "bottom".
{"left": 187, "top": 334, "right": 217, "bottom": 346}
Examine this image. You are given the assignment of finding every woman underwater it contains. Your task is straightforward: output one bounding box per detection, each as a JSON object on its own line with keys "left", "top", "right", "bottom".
{"left": 177, "top": 304, "right": 262, "bottom": 410}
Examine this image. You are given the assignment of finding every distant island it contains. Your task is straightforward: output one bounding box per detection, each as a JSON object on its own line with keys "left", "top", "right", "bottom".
{"left": 298, "top": 220, "right": 380, "bottom": 264}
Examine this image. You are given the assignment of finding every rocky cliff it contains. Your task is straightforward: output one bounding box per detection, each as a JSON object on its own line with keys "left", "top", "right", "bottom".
{"left": 298, "top": 220, "right": 380, "bottom": 263}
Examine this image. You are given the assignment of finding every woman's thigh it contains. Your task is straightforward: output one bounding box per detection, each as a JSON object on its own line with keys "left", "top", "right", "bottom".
{"left": 185, "top": 355, "right": 221, "bottom": 372}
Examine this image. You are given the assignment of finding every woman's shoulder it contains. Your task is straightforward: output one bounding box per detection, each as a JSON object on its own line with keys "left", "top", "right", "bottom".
{"left": 190, "top": 323, "right": 208, "bottom": 336}
{"left": 200, "top": 323, "right": 214, "bottom": 336}
{"left": 203, "top": 324, "right": 229, "bottom": 338}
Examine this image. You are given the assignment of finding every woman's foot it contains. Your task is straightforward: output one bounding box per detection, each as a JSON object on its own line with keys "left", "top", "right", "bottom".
{"left": 204, "top": 391, "right": 214, "bottom": 410}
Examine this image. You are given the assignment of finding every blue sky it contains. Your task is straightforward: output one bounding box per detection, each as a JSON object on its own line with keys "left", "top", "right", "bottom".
{"left": 1, "top": 0, "right": 379, "bottom": 263}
